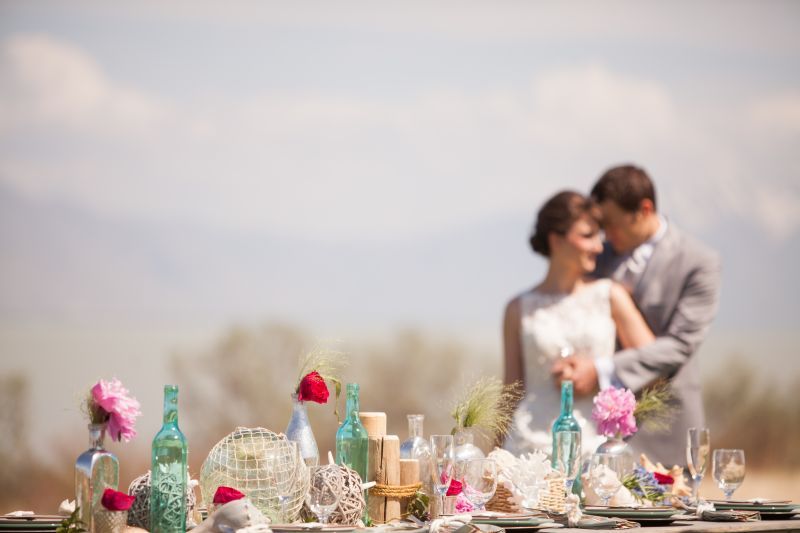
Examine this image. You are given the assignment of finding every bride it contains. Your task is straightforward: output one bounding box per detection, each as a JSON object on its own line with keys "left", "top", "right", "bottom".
{"left": 503, "top": 190, "right": 654, "bottom": 455}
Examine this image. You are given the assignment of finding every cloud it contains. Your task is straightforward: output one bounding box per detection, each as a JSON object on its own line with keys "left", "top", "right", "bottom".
{"left": 0, "top": 33, "right": 163, "bottom": 135}
{"left": 0, "top": 33, "right": 798, "bottom": 242}
{"left": 750, "top": 91, "right": 800, "bottom": 134}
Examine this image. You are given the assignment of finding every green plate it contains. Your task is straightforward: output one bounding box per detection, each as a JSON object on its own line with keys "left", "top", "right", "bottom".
{"left": 471, "top": 517, "right": 556, "bottom": 527}
{"left": 711, "top": 502, "right": 799, "bottom": 512}
{"left": 583, "top": 506, "right": 679, "bottom": 519}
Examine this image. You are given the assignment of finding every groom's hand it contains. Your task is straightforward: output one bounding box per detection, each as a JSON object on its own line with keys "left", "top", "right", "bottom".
{"left": 558, "top": 355, "right": 599, "bottom": 397}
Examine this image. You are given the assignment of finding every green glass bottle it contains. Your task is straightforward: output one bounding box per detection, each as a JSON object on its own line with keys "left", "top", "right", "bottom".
{"left": 150, "top": 385, "right": 188, "bottom": 533}
{"left": 335, "top": 383, "right": 369, "bottom": 483}
{"left": 551, "top": 380, "right": 581, "bottom": 467}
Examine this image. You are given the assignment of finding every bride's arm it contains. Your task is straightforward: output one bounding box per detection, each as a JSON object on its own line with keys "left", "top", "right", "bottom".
{"left": 503, "top": 297, "right": 525, "bottom": 388}
{"left": 610, "top": 282, "right": 655, "bottom": 349}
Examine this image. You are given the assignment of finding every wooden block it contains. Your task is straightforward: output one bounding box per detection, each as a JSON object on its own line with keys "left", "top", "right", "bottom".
{"left": 360, "top": 412, "right": 387, "bottom": 437}
{"left": 367, "top": 436, "right": 384, "bottom": 521}
{"left": 383, "top": 435, "right": 401, "bottom": 522}
{"left": 399, "top": 458, "right": 420, "bottom": 519}
{"left": 399, "top": 459, "right": 420, "bottom": 485}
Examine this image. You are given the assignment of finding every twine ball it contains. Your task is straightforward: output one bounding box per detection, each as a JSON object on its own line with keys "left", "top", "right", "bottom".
{"left": 301, "top": 464, "right": 365, "bottom": 525}
{"left": 127, "top": 471, "right": 197, "bottom": 529}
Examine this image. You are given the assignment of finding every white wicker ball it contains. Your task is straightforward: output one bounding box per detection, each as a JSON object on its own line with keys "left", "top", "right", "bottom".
{"left": 301, "top": 464, "right": 365, "bottom": 525}
{"left": 199, "top": 427, "right": 309, "bottom": 522}
{"left": 127, "top": 471, "right": 197, "bottom": 529}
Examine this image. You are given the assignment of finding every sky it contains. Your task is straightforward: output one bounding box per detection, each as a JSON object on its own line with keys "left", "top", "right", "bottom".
{"left": 1, "top": 1, "right": 799, "bottom": 457}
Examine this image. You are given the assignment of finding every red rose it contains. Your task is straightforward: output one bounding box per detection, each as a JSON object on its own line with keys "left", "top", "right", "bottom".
{"left": 213, "top": 486, "right": 246, "bottom": 505}
{"left": 653, "top": 472, "right": 674, "bottom": 485}
{"left": 101, "top": 489, "right": 136, "bottom": 511}
{"left": 446, "top": 478, "right": 463, "bottom": 496}
{"left": 297, "top": 371, "right": 329, "bottom": 404}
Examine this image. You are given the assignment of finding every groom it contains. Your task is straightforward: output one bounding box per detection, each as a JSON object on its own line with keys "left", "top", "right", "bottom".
{"left": 555, "top": 164, "right": 721, "bottom": 467}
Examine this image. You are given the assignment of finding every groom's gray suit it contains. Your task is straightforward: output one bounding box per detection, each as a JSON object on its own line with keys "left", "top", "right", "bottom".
{"left": 595, "top": 223, "right": 721, "bottom": 467}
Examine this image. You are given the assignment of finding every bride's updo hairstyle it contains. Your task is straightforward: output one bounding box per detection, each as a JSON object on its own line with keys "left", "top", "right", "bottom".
{"left": 529, "top": 190, "right": 600, "bottom": 257}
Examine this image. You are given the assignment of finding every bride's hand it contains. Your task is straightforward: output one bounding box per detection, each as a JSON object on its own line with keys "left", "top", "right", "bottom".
{"left": 551, "top": 358, "right": 574, "bottom": 385}
{"left": 564, "top": 355, "right": 599, "bottom": 396}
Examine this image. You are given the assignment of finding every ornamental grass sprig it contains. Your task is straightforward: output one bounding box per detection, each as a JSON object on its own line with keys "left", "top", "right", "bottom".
{"left": 634, "top": 380, "right": 675, "bottom": 433}
{"left": 450, "top": 377, "right": 523, "bottom": 439}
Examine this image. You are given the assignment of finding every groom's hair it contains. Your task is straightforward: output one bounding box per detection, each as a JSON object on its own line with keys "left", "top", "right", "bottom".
{"left": 591, "top": 164, "right": 657, "bottom": 213}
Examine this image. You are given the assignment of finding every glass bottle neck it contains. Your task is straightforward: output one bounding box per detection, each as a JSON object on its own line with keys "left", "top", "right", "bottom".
{"left": 345, "top": 385, "right": 360, "bottom": 421}
{"left": 88, "top": 423, "right": 106, "bottom": 449}
{"left": 407, "top": 415, "right": 424, "bottom": 438}
{"left": 560, "top": 381, "right": 574, "bottom": 416}
{"left": 163, "top": 385, "right": 179, "bottom": 426}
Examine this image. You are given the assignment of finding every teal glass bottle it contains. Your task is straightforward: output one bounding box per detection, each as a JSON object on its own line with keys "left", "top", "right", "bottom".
{"left": 150, "top": 385, "right": 188, "bottom": 533}
{"left": 551, "top": 380, "right": 581, "bottom": 468}
{"left": 335, "top": 383, "right": 369, "bottom": 483}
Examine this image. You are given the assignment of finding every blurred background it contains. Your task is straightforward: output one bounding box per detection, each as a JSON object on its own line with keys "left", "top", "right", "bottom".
{"left": 1, "top": 0, "right": 799, "bottom": 512}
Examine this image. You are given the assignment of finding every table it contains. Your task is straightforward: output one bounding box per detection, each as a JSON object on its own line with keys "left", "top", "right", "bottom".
{"left": 544, "top": 519, "right": 800, "bottom": 533}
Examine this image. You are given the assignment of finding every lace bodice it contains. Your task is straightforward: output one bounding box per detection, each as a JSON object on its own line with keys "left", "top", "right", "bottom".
{"left": 505, "top": 279, "right": 616, "bottom": 455}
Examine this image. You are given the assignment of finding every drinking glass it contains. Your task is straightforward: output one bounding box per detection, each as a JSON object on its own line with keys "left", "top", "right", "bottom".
{"left": 429, "top": 435, "right": 455, "bottom": 516}
{"left": 271, "top": 441, "right": 299, "bottom": 522}
{"left": 305, "top": 465, "right": 341, "bottom": 524}
{"left": 459, "top": 458, "right": 498, "bottom": 512}
{"left": 588, "top": 453, "right": 623, "bottom": 506}
{"left": 553, "top": 430, "right": 581, "bottom": 493}
{"left": 712, "top": 449, "right": 745, "bottom": 500}
{"left": 686, "top": 428, "right": 710, "bottom": 505}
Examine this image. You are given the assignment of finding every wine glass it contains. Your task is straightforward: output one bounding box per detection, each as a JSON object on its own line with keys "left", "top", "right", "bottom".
{"left": 686, "top": 428, "right": 710, "bottom": 505}
{"left": 713, "top": 449, "right": 745, "bottom": 500}
{"left": 459, "top": 458, "right": 498, "bottom": 512}
{"left": 272, "top": 441, "right": 299, "bottom": 522}
{"left": 305, "top": 465, "right": 341, "bottom": 524}
{"left": 553, "top": 430, "right": 581, "bottom": 493}
{"left": 429, "top": 435, "right": 455, "bottom": 516}
{"left": 588, "top": 453, "right": 623, "bottom": 506}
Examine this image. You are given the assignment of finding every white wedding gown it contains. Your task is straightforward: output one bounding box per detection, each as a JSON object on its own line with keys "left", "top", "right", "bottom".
{"left": 504, "top": 279, "right": 616, "bottom": 456}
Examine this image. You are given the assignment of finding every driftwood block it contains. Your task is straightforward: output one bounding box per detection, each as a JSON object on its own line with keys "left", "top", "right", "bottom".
{"left": 399, "top": 458, "right": 420, "bottom": 516}
{"left": 366, "top": 435, "right": 402, "bottom": 523}
{"left": 360, "top": 412, "right": 387, "bottom": 437}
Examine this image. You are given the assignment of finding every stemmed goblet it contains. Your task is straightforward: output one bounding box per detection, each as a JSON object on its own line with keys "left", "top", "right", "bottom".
{"left": 553, "top": 430, "right": 581, "bottom": 494}
{"left": 588, "top": 453, "right": 623, "bottom": 506}
{"left": 713, "top": 449, "right": 745, "bottom": 500}
{"left": 305, "top": 465, "right": 341, "bottom": 524}
{"left": 429, "top": 435, "right": 455, "bottom": 516}
{"left": 272, "top": 441, "right": 299, "bottom": 522}
{"left": 686, "top": 428, "right": 711, "bottom": 505}
{"left": 459, "top": 458, "right": 498, "bottom": 512}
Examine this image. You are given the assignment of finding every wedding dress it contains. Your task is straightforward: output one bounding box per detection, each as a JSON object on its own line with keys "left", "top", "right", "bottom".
{"left": 504, "top": 279, "right": 616, "bottom": 456}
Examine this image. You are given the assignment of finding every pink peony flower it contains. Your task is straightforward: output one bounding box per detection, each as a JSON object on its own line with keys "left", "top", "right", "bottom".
{"left": 592, "top": 387, "right": 638, "bottom": 438}
{"left": 91, "top": 378, "right": 141, "bottom": 442}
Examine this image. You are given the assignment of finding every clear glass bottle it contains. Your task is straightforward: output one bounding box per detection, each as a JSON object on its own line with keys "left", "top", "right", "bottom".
{"left": 400, "top": 414, "right": 432, "bottom": 494}
{"left": 453, "top": 427, "right": 485, "bottom": 463}
{"left": 286, "top": 393, "right": 320, "bottom": 467}
{"left": 551, "top": 380, "right": 581, "bottom": 468}
{"left": 75, "top": 423, "right": 119, "bottom": 533}
{"left": 335, "top": 383, "right": 369, "bottom": 483}
{"left": 150, "top": 385, "right": 188, "bottom": 533}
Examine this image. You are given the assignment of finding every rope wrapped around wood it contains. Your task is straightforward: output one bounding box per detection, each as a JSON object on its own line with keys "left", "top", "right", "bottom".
{"left": 368, "top": 481, "right": 423, "bottom": 498}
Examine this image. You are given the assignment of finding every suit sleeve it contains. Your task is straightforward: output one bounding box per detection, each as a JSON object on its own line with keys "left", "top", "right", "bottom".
{"left": 613, "top": 252, "right": 721, "bottom": 392}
